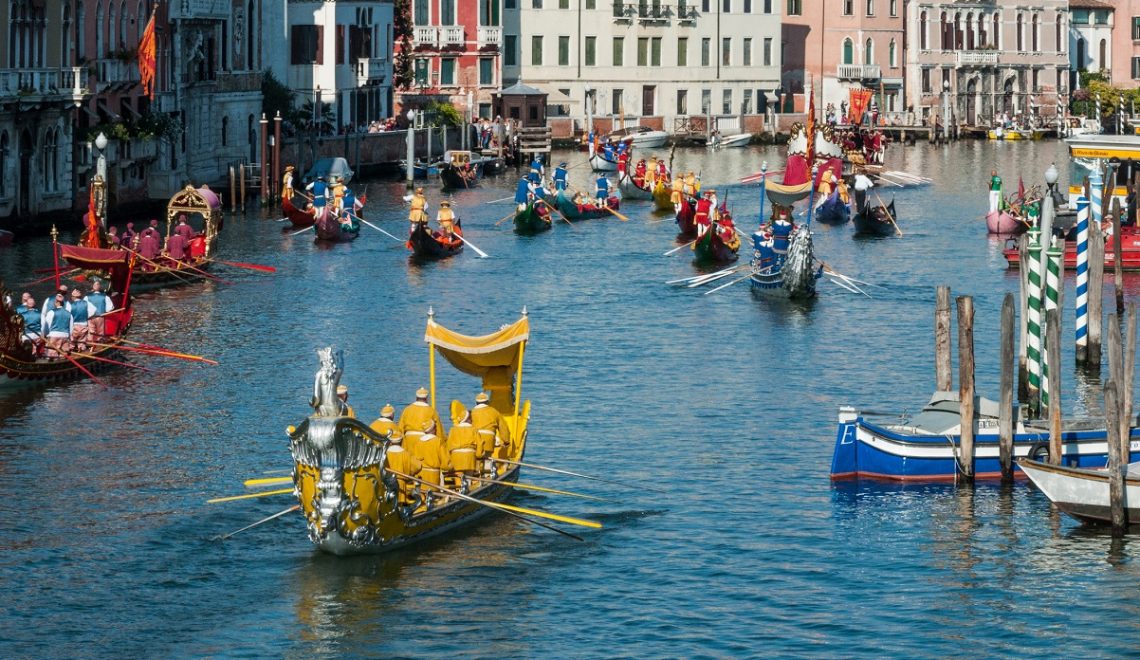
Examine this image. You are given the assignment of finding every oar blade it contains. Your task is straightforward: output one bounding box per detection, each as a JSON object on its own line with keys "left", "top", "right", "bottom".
{"left": 208, "top": 487, "right": 294, "bottom": 504}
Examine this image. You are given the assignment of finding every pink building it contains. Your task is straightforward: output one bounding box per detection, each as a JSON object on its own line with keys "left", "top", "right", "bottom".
{"left": 782, "top": 0, "right": 906, "bottom": 119}
{"left": 1106, "top": 0, "right": 1140, "bottom": 87}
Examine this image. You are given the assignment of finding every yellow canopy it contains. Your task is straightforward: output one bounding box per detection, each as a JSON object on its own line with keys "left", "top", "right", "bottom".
{"left": 424, "top": 316, "right": 529, "bottom": 379}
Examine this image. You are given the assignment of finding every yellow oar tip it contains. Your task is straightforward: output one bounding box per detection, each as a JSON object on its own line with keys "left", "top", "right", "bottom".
{"left": 286, "top": 425, "right": 296, "bottom": 435}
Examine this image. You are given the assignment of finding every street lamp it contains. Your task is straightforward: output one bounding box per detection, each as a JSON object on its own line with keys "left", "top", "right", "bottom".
{"left": 94, "top": 131, "right": 108, "bottom": 180}
{"left": 406, "top": 109, "right": 417, "bottom": 188}
{"left": 1045, "top": 162, "right": 1059, "bottom": 207}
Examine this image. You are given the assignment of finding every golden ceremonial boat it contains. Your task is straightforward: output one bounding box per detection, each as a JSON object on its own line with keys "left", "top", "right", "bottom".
{"left": 289, "top": 311, "right": 531, "bottom": 555}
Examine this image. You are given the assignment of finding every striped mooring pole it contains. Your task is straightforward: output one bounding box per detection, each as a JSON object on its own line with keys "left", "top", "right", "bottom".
{"left": 1075, "top": 196, "right": 1091, "bottom": 363}
{"left": 1026, "top": 226, "right": 1043, "bottom": 409}
{"left": 1090, "top": 171, "right": 1104, "bottom": 227}
{"left": 1041, "top": 236, "right": 1063, "bottom": 412}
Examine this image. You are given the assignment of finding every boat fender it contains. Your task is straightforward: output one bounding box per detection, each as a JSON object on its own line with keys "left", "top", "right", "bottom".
{"left": 1025, "top": 440, "right": 1049, "bottom": 462}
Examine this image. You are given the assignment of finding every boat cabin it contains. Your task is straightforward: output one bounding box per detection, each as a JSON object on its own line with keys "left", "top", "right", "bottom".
{"left": 1065, "top": 134, "right": 1140, "bottom": 209}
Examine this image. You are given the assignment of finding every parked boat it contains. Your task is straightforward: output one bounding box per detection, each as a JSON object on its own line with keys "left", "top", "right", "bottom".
{"left": 304, "top": 157, "right": 353, "bottom": 184}
{"left": 814, "top": 189, "right": 850, "bottom": 225}
{"left": 830, "top": 391, "right": 1140, "bottom": 481}
{"left": 313, "top": 206, "right": 360, "bottom": 242}
{"left": 1019, "top": 459, "right": 1140, "bottom": 525}
{"left": 749, "top": 225, "right": 822, "bottom": 299}
{"left": 408, "top": 219, "right": 463, "bottom": 259}
{"left": 1002, "top": 226, "right": 1140, "bottom": 270}
{"left": 606, "top": 125, "right": 668, "bottom": 149}
{"left": 987, "top": 127, "right": 1046, "bottom": 141}
{"left": 2, "top": 245, "right": 135, "bottom": 389}
{"left": 551, "top": 190, "right": 620, "bottom": 220}
{"left": 852, "top": 198, "right": 897, "bottom": 237}
{"left": 692, "top": 224, "right": 739, "bottom": 265}
{"left": 709, "top": 133, "right": 751, "bottom": 149}
{"left": 514, "top": 201, "right": 553, "bottom": 234}
{"left": 289, "top": 314, "right": 532, "bottom": 555}
{"left": 439, "top": 150, "right": 484, "bottom": 189}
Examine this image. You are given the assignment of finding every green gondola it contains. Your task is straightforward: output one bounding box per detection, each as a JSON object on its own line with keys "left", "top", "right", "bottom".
{"left": 514, "top": 201, "right": 554, "bottom": 234}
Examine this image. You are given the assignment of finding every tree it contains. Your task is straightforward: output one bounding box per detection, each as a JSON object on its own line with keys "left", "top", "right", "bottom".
{"left": 393, "top": 0, "right": 414, "bottom": 90}
{"left": 261, "top": 69, "right": 295, "bottom": 122}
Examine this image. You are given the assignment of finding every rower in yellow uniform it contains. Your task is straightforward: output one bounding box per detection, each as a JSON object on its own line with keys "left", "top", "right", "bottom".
{"left": 398, "top": 387, "right": 445, "bottom": 446}
{"left": 470, "top": 392, "right": 512, "bottom": 476}
{"left": 671, "top": 175, "right": 685, "bottom": 213}
{"left": 369, "top": 403, "right": 397, "bottom": 439}
{"left": 336, "top": 385, "right": 355, "bottom": 418}
{"left": 330, "top": 176, "right": 346, "bottom": 215}
{"left": 446, "top": 409, "right": 480, "bottom": 489}
{"left": 282, "top": 165, "right": 295, "bottom": 201}
{"left": 409, "top": 187, "right": 429, "bottom": 224}
{"left": 436, "top": 199, "right": 457, "bottom": 237}
{"left": 646, "top": 156, "right": 659, "bottom": 187}
{"left": 383, "top": 433, "right": 422, "bottom": 508}
{"left": 411, "top": 420, "right": 451, "bottom": 508}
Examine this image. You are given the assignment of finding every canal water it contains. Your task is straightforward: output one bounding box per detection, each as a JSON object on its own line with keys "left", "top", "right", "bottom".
{"left": 4, "top": 140, "right": 1140, "bottom": 657}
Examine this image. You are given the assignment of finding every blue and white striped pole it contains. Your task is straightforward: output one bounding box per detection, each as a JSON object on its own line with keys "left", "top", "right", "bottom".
{"left": 1075, "top": 195, "right": 1091, "bottom": 363}
{"left": 1090, "top": 170, "right": 1104, "bottom": 229}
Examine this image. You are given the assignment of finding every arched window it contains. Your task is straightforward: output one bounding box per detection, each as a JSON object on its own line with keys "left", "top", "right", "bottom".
{"left": 889, "top": 39, "right": 896, "bottom": 68}
{"left": 107, "top": 2, "right": 115, "bottom": 54}
{"left": 76, "top": 2, "right": 85, "bottom": 60}
{"left": 954, "top": 12, "right": 961, "bottom": 49}
{"left": 842, "top": 38, "right": 853, "bottom": 64}
{"left": 95, "top": 2, "right": 103, "bottom": 57}
{"left": 1032, "top": 13, "right": 1038, "bottom": 52}
{"left": 940, "top": 12, "right": 948, "bottom": 50}
{"left": 221, "top": 116, "right": 228, "bottom": 146}
{"left": 135, "top": 1, "right": 143, "bottom": 42}
{"left": 1076, "top": 38, "right": 1086, "bottom": 70}
{"left": 1016, "top": 13, "right": 1023, "bottom": 51}
{"left": 966, "top": 12, "right": 973, "bottom": 50}
{"left": 118, "top": 1, "right": 126, "bottom": 49}
{"left": 1099, "top": 38, "right": 1107, "bottom": 71}
{"left": 0, "top": 131, "right": 8, "bottom": 198}
{"left": 920, "top": 11, "right": 927, "bottom": 50}
{"left": 1055, "top": 15, "right": 1063, "bottom": 54}
{"left": 993, "top": 13, "right": 1000, "bottom": 50}
{"left": 864, "top": 38, "right": 873, "bottom": 65}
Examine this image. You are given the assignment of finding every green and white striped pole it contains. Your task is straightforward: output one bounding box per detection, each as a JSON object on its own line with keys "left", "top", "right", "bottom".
{"left": 1026, "top": 226, "right": 1043, "bottom": 413}
{"left": 1041, "top": 235, "right": 1063, "bottom": 413}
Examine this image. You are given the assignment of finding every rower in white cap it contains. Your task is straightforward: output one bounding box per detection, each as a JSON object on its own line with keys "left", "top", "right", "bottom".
{"left": 398, "top": 387, "right": 444, "bottom": 445}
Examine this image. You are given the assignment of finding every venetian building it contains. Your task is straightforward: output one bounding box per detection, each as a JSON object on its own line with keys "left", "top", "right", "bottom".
{"left": 1103, "top": 0, "right": 1140, "bottom": 88}
{"left": 501, "top": 0, "right": 782, "bottom": 132}
{"left": 268, "top": 0, "right": 394, "bottom": 131}
{"left": 0, "top": 0, "right": 89, "bottom": 223}
{"left": 904, "top": 0, "right": 1069, "bottom": 126}
{"left": 1068, "top": 0, "right": 1112, "bottom": 86}
{"left": 398, "top": 0, "right": 501, "bottom": 119}
{"left": 783, "top": 0, "right": 907, "bottom": 119}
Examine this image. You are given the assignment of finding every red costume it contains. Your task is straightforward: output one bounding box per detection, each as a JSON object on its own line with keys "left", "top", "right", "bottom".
{"left": 695, "top": 198, "right": 713, "bottom": 227}
{"left": 617, "top": 151, "right": 630, "bottom": 174}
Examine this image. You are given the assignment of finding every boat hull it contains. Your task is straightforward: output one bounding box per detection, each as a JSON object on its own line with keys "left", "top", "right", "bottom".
{"left": 692, "top": 229, "right": 739, "bottom": 265}
{"left": 514, "top": 203, "right": 553, "bottom": 234}
{"left": 618, "top": 176, "right": 654, "bottom": 200}
{"left": 0, "top": 308, "right": 134, "bottom": 389}
{"left": 676, "top": 200, "right": 697, "bottom": 238}
{"left": 986, "top": 209, "right": 1025, "bottom": 235}
{"left": 711, "top": 134, "right": 752, "bottom": 148}
{"left": 852, "top": 201, "right": 897, "bottom": 237}
{"left": 282, "top": 197, "right": 315, "bottom": 229}
{"left": 1019, "top": 459, "right": 1140, "bottom": 524}
{"left": 552, "top": 192, "right": 619, "bottom": 220}
{"left": 1003, "top": 226, "right": 1140, "bottom": 270}
{"left": 815, "top": 194, "right": 850, "bottom": 225}
{"left": 588, "top": 153, "right": 619, "bottom": 171}
{"left": 831, "top": 412, "right": 1140, "bottom": 481}
{"left": 408, "top": 219, "right": 463, "bottom": 259}
{"left": 440, "top": 164, "right": 478, "bottom": 189}
{"left": 313, "top": 207, "right": 360, "bottom": 242}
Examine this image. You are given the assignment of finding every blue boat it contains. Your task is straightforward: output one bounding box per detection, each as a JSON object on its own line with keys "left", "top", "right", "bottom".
{"left": 749, "top": 225, "right": 822, "bottom": 299}
{"left": 830, "top": 392, "right": 1140, "bottom": 481}
{"left": 814, "top": 189, "right": 850, "bottom": 224}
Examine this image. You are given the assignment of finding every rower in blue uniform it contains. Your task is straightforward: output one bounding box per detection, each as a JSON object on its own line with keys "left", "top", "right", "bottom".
{"left": 529, "top": 154, "right": 545, "bottom": 178}
{"left": 553, "top": 162, "right": 569, "bottom": 191}
{"left": 595, "top": 174, "right": 611, "bottom": 208}
{"left": 15, "top": 292, "right": 41, "bottom": 345}
{"left": 515, "top": 176, "right": 532, "bottom": 211}
{"left": 306, "top": 177, "right": 328, "bottom": 210}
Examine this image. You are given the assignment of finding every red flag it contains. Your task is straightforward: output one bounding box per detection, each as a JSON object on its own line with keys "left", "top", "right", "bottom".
{"left": 138, "top": 7, "right": 157, "bottom": 99}
{"left": 81, "top": 186, "right": 100, "bottom": 248}
{"left": 1018, "top": 176, "right": 1025, "bottom": 202}
{"left": 805, "top": 78, "right": 816, "bottom": 171}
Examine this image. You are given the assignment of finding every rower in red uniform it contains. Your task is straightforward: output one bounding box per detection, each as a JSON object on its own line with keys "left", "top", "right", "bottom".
{"left": 716, "top": 208, "right": 737, "bottom": 243}
{"left": 694, "top": 190, "right": 714, "bottom": 236}
{"left": 633, "top": 159, "right": 647, "bottom": 186}
{"left": 617, "top": 148, "right": 631, "bottom": 176}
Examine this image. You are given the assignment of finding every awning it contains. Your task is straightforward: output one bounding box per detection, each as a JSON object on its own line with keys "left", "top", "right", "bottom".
{"left": 536, "top": 86, "right": 578, "bottom": 105}
{"left": 424, "top": 315, "right": 529, "bottom": 380}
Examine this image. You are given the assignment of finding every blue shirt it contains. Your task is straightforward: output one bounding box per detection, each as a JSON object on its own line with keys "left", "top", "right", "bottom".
{"left": 596, "top": 177, "right": 609, "bottom": 197}
{"left": 47, "top": 306, "right": 71, "bottom": 334}
{"left": 86, "top": 291, "right": 111, "bottom": 315}
{"left": 16, "top": 305, "right": 40, "bottom": 334}
{"left": 515, "top": 179, "right": 531, "bottom": 204}
{"left": 553, "top": 167, "right": 568, "bottom": 189}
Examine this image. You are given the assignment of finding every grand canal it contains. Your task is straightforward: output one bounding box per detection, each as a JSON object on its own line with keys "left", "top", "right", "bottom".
{"left": 4, "top": 140, "right": 1140, "bottom": 656}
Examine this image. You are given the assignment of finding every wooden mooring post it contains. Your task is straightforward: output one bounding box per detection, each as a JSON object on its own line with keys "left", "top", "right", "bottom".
{"left": 1124, "top": 305, "right": 1136, "bottom": 464}
{"left": 1000, "top": 293, "right": 1016, "bottom": 482}
{"left": 239, "top": 163, "right": 247, "bottom": 213}
{"left": 957, "top": 295, "right": 976, "bottom": 481}
{"left": 1046, "top": 309, "right": 1062, "bottom": 465}
{"left": 1017, "top": 235, "right": 1029, "bottom": 401}
{"left": 1088, "top": 211, "right": 1105, "bottom": 369}
{"left": 229, "top": 165, "right": 236, "bottom": 212}
{"left": 1111, "top": 198, "right": 1125, "bottom": 314}
{"left": 936, "top": 286, "right": 952, "bottom": 391}
{"left": 1104, "top": 380, "right": 1127, "bottom": 534}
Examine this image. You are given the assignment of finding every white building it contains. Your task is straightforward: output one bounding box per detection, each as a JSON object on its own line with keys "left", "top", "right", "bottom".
{"left": 502, "top": 0, "right": 782, "bottom": 131}
{"left": 1068, "top": 0, "right": 1113, "bottom": 76}
{"left": 270, "top": 0, "right": 394, "bottom": 132}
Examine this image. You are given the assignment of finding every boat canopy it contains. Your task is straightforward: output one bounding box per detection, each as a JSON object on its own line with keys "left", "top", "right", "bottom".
{"left": 424, "top": 315, "right": 529, "bottom": 379}
{"left": 61, "top": 244, "right": 132, "bottom": 294}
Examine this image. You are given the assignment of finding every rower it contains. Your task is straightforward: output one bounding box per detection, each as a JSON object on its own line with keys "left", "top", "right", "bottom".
{"left": 383, "top": 432, "right": 422, "bottom": 509}
{"left": 15, "top": 292, "right": 41, "bottom": 347}
{"left": 817, "top": 173, "right": 833, "bottom": 200}
{"left": 42, "top": 284, "right": 69, "bottom": 320}
{"left": 436, "top": 199, "right": 457, "bottom": 237}
{"left": 470, "top": 392, "right": 511, "bottom": 476}
{"left": 446, "top": 409, "right": 479, "bottom": 490}
{"left": 552, "top": 162, "right": 569, "bottom": 191}
{"left": 989, "top": 170, "right": 1003, "bottom": 214}
{"left": 412, "top": 420, "right": 451, "bottom": 507}
{"left": 717, "top": 209, "right": 739, "bottom": 248}
{"left": 85, "top": 279, "right": 114, "bottom": 342}
{"left": 836, "top": 175, "right": 850, "bottom": 204}
{"left": 174, "top": 215, "right": 194, "bottom": 241}
{"left": 340, "top": 187, "right": 359, "bottom": 225}
{"left": 529, "top": 154, "right": 545, "bottom": 179}
{"left": 671, "top": 175, "right": 684, "bottom": 213}
{"left": 306, "top": 176, "right": 328, "bottom": 212}
{"left": 369, "top": 403, "right": 398, "bottom": 440}
{"left": 595, "top": 174, "right": 611, "bottom": 208}
{"left": 409, "top": 186, "right": 429, "bottom": 224}
{"left": 165, "top": 230, "right": 188, "bottom": 263}
{"left": 43, "top": 294, "right": 72, "bottom": 357}
{"left": 330, "top": 175, "right": 346, "bottom": 215}
{"left": 398, "top": 387, "right": 445, "bottom": 446}
{"left": 694, "top": 191, "right": 714, "bottom": 236}
{"left": 515, "top": 176, "right": 532, "bottom": 211}
{"left": 68, "top": 288, "right": 94, "bottom": 352}
{"left": 337, "top": 384, "right": 355, "bottom": 418}
{"left": 771, "top": 207, "right": 794, "bottom": 256}
{"left": 683, "top": 171, "right": 697, "bottom": 198}
{"left": 633, "top": 158, "right": 647, "bottom": 185}
{"left": 705, "top": 189, "right": 720, "bottom": 221}
{"left": 282, "top": 165, "right": 295, "bottom": 201}
{"left": 656, "top": 159, "right": 668, "bottom": 183}
{"left": 138, "top": 227, "right": 160, "bottom": 261}
{"left": 645, "top": 156, "right": 658, "bottom": 186}
{"left": 121, "top": 222, "right": 137, "bottom": 249}
{"left": 106, "top": 226, "right": 121, "bottom": 248}
{"left": 617, "top": 150, "right": 631, "bottom": 177}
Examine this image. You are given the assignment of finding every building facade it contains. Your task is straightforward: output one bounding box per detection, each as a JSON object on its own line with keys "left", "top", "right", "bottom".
{"left": 501, "top": 0, "right": 782, "bottom": 132}
{"left": 1069, "top": 0, "right": 1113, "bottom": 81}
{"left": 272, "top": 0, "right": 394, "bottom": 132}
{"left": 398, "top": 0, "right": 502, "bottom": 119}
{"left": 783, "top": 0, "right": 906, "bottom": 119}
{"left": 1107, "top": 0, "right": 1140, "bottom": 87}
{"left": 904, "top": 0, "right": 1069, "bottom": 126}
{"left": 0, "top": 0, "right": 89, "bottom": 223}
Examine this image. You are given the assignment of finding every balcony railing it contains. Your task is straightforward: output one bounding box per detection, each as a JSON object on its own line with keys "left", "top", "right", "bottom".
{"left": 441, "top": 25, "right": 465, "bottom": 46}
{"left": 0, "top": 67, "right": 86, "bottom": 102}
{"left": 215, "top": 71, "right": 261, "bottom": 92}
{"left": 356, "top": 57, "right": 388, "bottom": 85}
{"left": 95, "top": 58, "right": 140, "bottom": 87}
{"left": 956, "top": 51, "right": 998, "bottom": 66}
{"left": 677, "top": 3, "right": 698, "bottom": 22}
{"left": 638, "top": 1, "right": 670, "bottom": 22}
{"left": 414, "top": 26, "right": 439, "bottom": 48}
{"left": 478, "top": 25, "right": 502, "bottom": 48}
{"left": 837, "top": 64, "right": 881, "bottom": 80}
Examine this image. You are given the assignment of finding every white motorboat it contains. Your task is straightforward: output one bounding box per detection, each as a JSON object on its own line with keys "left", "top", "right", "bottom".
{"left": 709, "top": 133, "right": 751, "bottom": 149}
{"left": 1020, "top": 458, "right": 1140, "bottom": 525}
{"left": 606, "top": 126, "right": 668, "bottom": 149}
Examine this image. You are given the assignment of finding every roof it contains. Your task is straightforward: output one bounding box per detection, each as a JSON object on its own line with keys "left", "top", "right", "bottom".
{"left": 1069, "top": 0, "right": 1113, "bottom": 9}
{"left": 496, "top": 81, "right": 548, "bottom": 97}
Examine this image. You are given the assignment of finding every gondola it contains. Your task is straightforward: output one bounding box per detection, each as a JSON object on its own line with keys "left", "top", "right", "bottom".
{"left": 288, "top": 313, "right": 532, "bottom": 555}
{"left": 617, "top": 173, "right": 654, "bottom": 201}
{"left": 676, "top": 199, "right": 698, "bottom": 239}
{"left": 985, "top": 209, "right": 1027, "bottom": 235}
{"left": 440, "top": 163, "right": 478, "bottom": 189}
{"left": 748, "top": 225, "right": 822, "bottom": 300}
{"left": 552, "top": 191, "right": 619, "bottom": 220}
{"left": 408, "top": 219, "right": 463, "bottom": 259}
{"left": 1, "top": 245, "right": 135, "bottom": 389}
{"left": 692, "top": 225, "right": 739, "bottom": 265}
{"left": 313, "top": 207, "right": 360, "bottom": 243}
{"left": 852, "top": 199, "right": 897, "bottom": 237}
{"left": 814, "top": 189, "right": 850, "bottom": 225}
{"left": 514, "top": 201, "right": 553, "bottom": 234}
{"left": 282, "top": 196, "right": 316, "bottom": 229}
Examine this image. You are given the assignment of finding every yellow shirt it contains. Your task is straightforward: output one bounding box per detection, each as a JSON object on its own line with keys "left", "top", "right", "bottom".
{"left": 447, "top": 423, "right": 480, "bottom": 471}
{"left": 369, "top": 417, "right": 397, "bottom": 439}
{"left": 411, "top": 433, "right": 451, "bottom": 472}
{"left": 471, "top": 403, "right": 511, "bottom": 457}
{"left": 384, "top": 445, "right": 422, "bottom": 503}
{"left": 398, "top": 401, "right": 444, "bottom": 441}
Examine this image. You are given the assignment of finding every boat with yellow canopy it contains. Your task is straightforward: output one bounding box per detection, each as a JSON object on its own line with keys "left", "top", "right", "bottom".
{"left": 288, "top": 310, "right": 531, "bottom": 555}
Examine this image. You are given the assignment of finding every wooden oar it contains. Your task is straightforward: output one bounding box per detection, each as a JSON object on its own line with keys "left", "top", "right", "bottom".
{"left": 208, "top": 487, "right": 293, "bottom": 504}
{"left": 388, "top": 469, "right": 587, "bottom": 540}
{"left": 89, "top": 341, "right": 218, "bottom": 365}
{"left": 666, "top": 265, "right": 738, "bottom": 285}
{"left": 244, "top": 475, "right": 291, "bottom": 488}
{"left": 873, "top": 192, "right": 903, "bottom": 236}
{"left": 494, "top": 209, "right": 518, "bottom": 226}
{"left": 453, "top": 232, "right": 489, "bottom": 258}
{"left": 23, "top": 268, "right": 81, "bottom": 286}
{"left": 703, "top": 271, "right": 754, "bottom": 295}
{"left": 213, "top": 504, "right": 300, "bottom": 541}
{"left": 121, "top": 249, "right": 202, "bottom": 285}
{"left": 61, "top": 352, "right": 106, "bottom": 388}
{"left": 484, "top": 195, "right": 515, "bottom": 205}
{"left": 535, "top": 198, "right": 573, "bottom": 227}
{"left": 125, "top": 247, "right": 231, "bottom": 285}
{"left": 492, "top": 457, "right": 667, "bottom": 494}
{"left": 210, "top": 259, "right": 276, "bottom": 273}
{"left": 664, "top": 238, "right": 698, "bottom": 256}
{"left": 353, "top": 215, "right": 405, "bottom": 243}
{"left": 111, "top": 338, "right": 218, "bottom": 364}
{"left": 603, "top": 205, "right": 629, "bottom": 222}
{"left": 69, "top": 350, "right": 153, "bottom": 372}
{"left": 463, "top": 475, "right": 606, "bottom": 501}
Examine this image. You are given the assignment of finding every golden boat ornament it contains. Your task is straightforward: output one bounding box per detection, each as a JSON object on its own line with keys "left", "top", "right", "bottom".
{"left": 289, "top": 310, "right": 531, "bottom": 555}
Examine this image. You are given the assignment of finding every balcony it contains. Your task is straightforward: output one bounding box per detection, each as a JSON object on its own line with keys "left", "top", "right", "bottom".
{"left": 677, "top": 4, "right": 698, "bottom": 23}
{"left": 414, "top": 26, "right": 439, "bottom": 48}
{"left": 837, "top": 64, "right": 881, "bottom": 80}
{"left": 95, "top": 58, "right": 140, "bottom": 89}
{"left": 0, "top": 67, "right": 86, "bottom": 103}
{"left": 613, "top": 2, "right": 633, "bottom": 22}
{"left": 638, "top": 2, "right": 670, "bottom": 23}
{"left": 215, "top": 71, "right": 261, "bottom": 92}
{"left": 356, "top": 57, "right": 388, "bottom": 85}
{"left": 441, "top": 25, "right": 465, "bottom": 47}
{"left": 956, "top": 51, "right": 998, "bottom": 66}
{"left": 478, "top": 26, "right": 502, "bottom": 49}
